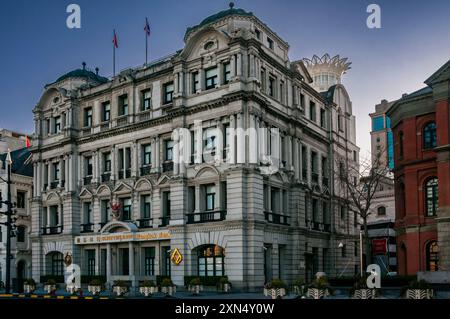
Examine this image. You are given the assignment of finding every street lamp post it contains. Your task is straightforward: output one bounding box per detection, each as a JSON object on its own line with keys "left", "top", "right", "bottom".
{"left": 0, "top": 150, "right": 16, "bottom": 294}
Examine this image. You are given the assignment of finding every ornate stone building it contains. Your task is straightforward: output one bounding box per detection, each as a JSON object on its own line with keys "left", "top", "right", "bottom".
{"left": 30, "top": 6, "right": 359, "bottom": 291}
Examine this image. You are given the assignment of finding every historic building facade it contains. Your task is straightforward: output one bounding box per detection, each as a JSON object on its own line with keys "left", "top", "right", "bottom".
{"left": 387, "top": 59, "right": 450, "bottom": 275}
{"left": 30, "top": 6, "right": 359, "bottom": 291}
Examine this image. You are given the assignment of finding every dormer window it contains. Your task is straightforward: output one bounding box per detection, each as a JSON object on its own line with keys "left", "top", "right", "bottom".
{"left": 204, "top": 41, "right": 214, "bottom": 50}
{"left": 267, "top": 37, "right": 274, "bottom": 50}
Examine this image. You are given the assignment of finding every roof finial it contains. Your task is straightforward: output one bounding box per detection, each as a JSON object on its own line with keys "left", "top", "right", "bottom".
{"left": 82, "top": 62, "right": 86, "bottom": 70}
{"left": 229, "top": 2, "right": 235, "bottom": 10}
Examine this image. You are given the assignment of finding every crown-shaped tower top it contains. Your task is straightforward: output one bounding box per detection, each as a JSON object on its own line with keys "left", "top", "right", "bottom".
{"left": 303, "top": 54, "right": 351, "bottom": 92}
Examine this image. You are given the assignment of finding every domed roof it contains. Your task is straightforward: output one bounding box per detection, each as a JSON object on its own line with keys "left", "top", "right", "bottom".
{"left": 185, "top": 6, "right": 253, "bottom": 39}
{"left": 54, "top": 68, "right": 108, "bottom": 84}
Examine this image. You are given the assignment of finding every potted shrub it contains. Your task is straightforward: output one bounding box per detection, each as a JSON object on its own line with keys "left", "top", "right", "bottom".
{"left": 403, "top": 279, "right": 433, "bottom": 299}
{"left": 292, "top": 278, "right": 307, "bottom": 297}
{"left": 217, "top": 277, "right": 231, "bottom": 293}
{"left": 350, "top": 275, "right": 379, "bottom": 299}
{"left": 188, "top": 277, "right": 203, "bottom": 295}
{"left": 112, "top": 280, "right": 129, "bottom": 297}
{"left": 88, "top": 279, "right": 103, "bottom": 296}
{"left": 139, "top": 280, "right": 158, "bottom": 297}
{"left": 44, "top": 279, "right": 57, "bottom": 295}
{"left": 160, "top": 278, "right": 176, "bottom": 296}
{"left": 307, "top": 275, "right": 332, "bottom": 299}
{"left": 263, "top": 279, "right": 287, "bottom": 299}
{"left": 23, "top": 279, "right": 36, "bottom": 294}
{"left": 66, "top": 282, "right": 81, "bottom": 295}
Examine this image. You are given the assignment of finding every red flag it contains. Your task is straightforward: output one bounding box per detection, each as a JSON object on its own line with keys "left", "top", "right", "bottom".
{"left": 144, "top": 18, "right": 151, "bottom": 36}
{"left": 25, "top": 136, "right": 31, "bottom": 148}
{"left": 113, "top": 30, "right": 118, "bottom": 48}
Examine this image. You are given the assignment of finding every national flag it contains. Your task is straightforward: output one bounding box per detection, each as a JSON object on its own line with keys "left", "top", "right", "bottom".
{"left": 144, "top": 18, "right": 151, "bottom": 36}
{"left": 113, "top": 30, "right": 119, "bottom": 48}
{"left": 25, "top": 136, "right": 31, "bottom": 148}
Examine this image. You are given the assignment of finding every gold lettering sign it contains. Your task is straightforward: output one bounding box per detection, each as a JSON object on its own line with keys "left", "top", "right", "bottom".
{"left": 171, "top": 248, "right": 183, "bottom": 265}
{"left": 74, "top": 231, "right": 171, "bottom": 245}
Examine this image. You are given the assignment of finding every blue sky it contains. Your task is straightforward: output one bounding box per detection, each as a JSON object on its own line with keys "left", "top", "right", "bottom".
{"left": 0, "top": 0, "right": 449, "bottom": 155}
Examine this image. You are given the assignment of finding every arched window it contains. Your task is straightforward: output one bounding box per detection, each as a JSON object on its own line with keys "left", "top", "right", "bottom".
{"left": 197, "top": 245, "right": 225, "bottom": 277}
{"left": 16, "top": 226, "right": 26, "bottom": 243}
{"left": 47, "top": 252, "right": 64, "bottom": 276}
{"left": 377, "top": 206, "right": 386, "bottom": 216}
{"left": 398, "top": 182, "right": 406, "bottom": 218}
{"left": 425, "top": 177, "right": 439, "bottom": 216}
{"left": 426, "top": 241, "right": 439, "bottom": 271}
{"left": 423, "top": 122, "right": 437, "bottom": 149}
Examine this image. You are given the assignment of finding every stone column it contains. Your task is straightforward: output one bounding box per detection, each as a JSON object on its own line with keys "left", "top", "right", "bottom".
{"left": 230, "top": 55, "right": 236, "bottom": 79}
{"left": 155, "top": 137, "right": 160, "bottom": 172}
{"left": 194, "top": 185, "right": 201, "bottom": 213}
{"left": 216, "top": 121, "right": 224, "bottom": 164}
{"left": 293, "top": 138, "right": 300, "bottom": 180}
{"left": 236, "top": 54, "right": 242, "bottom": 77}
{"left": 236, "top": 113, "right": 245, "bottom": 164}
{"left": 129, "top": 242, "right": 135, "bottom": 282}
{"left": 249, "top": 114, "right": 258, "bottom": 164}
{"left": 106, "top": 243, "right": 112, "bottom": 286}
{"left": 47, "top": 162, "right": 51, "bottom": 190}
{"left": 173, "top": 132, "right": 179, "bottom": 175}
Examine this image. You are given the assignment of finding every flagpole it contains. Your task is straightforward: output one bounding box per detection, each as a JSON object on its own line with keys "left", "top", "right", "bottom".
{"left": 145, "top": 29, "right": 148, "bottom": 65}
{"left": 113, "top": 29, "right": 116, "bottom": 77}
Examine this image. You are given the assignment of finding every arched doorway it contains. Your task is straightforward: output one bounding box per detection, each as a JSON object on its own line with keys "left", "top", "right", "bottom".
{"left": 16, "top": 260, "right": 26, "bottom": 293}
{"left": 426, "top": 241, "right": 439, "bottom": 271}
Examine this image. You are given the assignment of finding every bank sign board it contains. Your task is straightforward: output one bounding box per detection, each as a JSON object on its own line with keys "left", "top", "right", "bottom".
{"left": 75, "top": 230, "right": 170, "bottom": 245}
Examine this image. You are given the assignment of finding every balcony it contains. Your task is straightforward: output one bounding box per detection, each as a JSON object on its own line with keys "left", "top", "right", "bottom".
{"left": 159, "top": 216, "right": 170, "bottom": 227}
{"left": 41, "top": 225, "right": 63, "bottom": 235}
{"left": 118, "top": 169, "right": 131, "bottom": 179}
{"left": 50, "top": 181, "right": 59, "bottom": 189}
{"left": 117, "top": 116, "right": 128, "bottom": 126}
{"left": 312, "top": 172, "right": 319, "bottom": 184}
{"left": 138, "top": 110, "right": 152, "bottom": 122}
{"left": 101, "top": 172, "right": 111, "bottom": 182}
{"left": 100, "top": 122, "right": 109, "bottom": 132}
{"left": 264, "top": 212, "right": 290, "bottom": 226}
{"left": 82, "top": 127, "right": 92, "bottom": 136}
{"left": 83, "top": 176, "right": 93, "bottom": 185}
{"left": 187, "top": 210, "right": 226, "bottom": 224}
{"left": 140, "top": 165, "right": 152, "bottom": 176}
{"left": 137, "top": 218, "right": 153, "bottom": 228}
{"left": 162, "top": 161, "right": 173, "bottom": 172}
{"left": 80, "top": 223, "right": 94, "bottom": 233}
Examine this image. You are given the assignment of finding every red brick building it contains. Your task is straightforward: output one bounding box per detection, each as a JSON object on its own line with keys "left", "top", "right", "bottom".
{"left": 387, "top": 60, "right": 450, "bottom": 275}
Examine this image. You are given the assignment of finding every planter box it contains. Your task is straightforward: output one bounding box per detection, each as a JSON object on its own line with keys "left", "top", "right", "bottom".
{"left": 88, "top": 285, "right": 102, "bottom": 296}
{"left": 24, "top": 284, "right": 35, "bottom": 294}
{"left": 139, "top": 286, "right": 158, "bottom": 297}
{"left": 66, "top": 284, "right": 80, "bottom": 294}
{"left": 264, "top": 288, "right": 286, "bottom": 299}
{"left": 406, "top": 289, "right": 433, "bottom": 299}
{"left": 44, "top": 285, "right": 57, "bottom": 294}
{"left": 113, "top": 286, "right": 128, "bottom": 296}
{"left": 161, "top": 286, "right": 176, "bottom": 296}
{"left": 189, "top": 284, "right": 203, "bottom": 295}
{"left": 354, "top": 289, "right": 378, "bottom": 299}
{"left": 307, "top": 288, "right": 330, "bottom": 299}
{"left": 218, "top": 283, "right": 231, "bottom": 293}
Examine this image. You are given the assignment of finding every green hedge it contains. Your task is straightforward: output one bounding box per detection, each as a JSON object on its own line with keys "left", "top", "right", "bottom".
{"left": 184, "top": 276, "right": 228, "bottom": 287}
{"left": 156, "top": 276, "right": 171, "bottom": 286}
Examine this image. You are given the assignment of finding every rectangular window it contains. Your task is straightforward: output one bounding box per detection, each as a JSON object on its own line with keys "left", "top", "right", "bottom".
{"left": 142, "top": 89, "right": 152, "bottom": 110}
{"left": 320, "top": 108, "right": 326, "bottom": 128}
{"left": 309, "top": 102, "right": 316, "bottom": 122}
{"left": 83, "top": 202, "right": 92, "bottom": 224}
{"left": 205, "top": 67, "right": 218, "bottom": 90}
{"left": 192, "top": 72, "right": 200, "bottom": 93}
{"left": 103, "top": 152, "right": 111, "bottom": 172}
{"left": 165, "top": 140, "right": 174, "bottom": 161}
{"left": 86, "top": 249, "right": 96, "bottom": 276}
{"left": 269, "top": 76, "right": 275, "bottom": 97}
{"left": 203, "top": 127, "right": 216, "bottom": 161}
{"left": 205, "top": 184, "right": 216, "bottom": 211}
{"left": 121, "top": 198, "right": 132, "bottom": 221}
{"left": 102, "top": 101, "right": 111, "bottom": 122}
{"left": 143, "top": 144, "right": 152, "bottom": 165}
{"left": 54, "top": 116, "right": 61, "bottom": 134}
{"left": 84, "top": 107, "right": 93, "bottom": 127}
{"left": 119, "top": 95, "right": 129, "bottom": 116}
{"left": 16, "top": 191, "right": 26, "bottom": 209}
{"left": 267, "top": 37, "right": 274, "bottom": 49}
{"left": 17, "top": 226, "right": 25, "bottom": 243}
{"left": 300, "top": 94, "right": 305, "bottom": 108}
{"left": 100, "top": 249, "right": 107, "bottom": 276}
{"left": 223, "top": 62, "right": 231, "bottom": 84}
{"left": 162, "top": 246, "right": 171, "bottom": 276}
{"left": 101, "top": 200, "right": 110, "bottom": 224}
{"left": 255, "top": 28, "right": 261, "bottom": 40}
{"left": 342, "top": 244, "right": 347, "bottom": 258}
{"left": 163, "top": 192, "right": 171, "bottom": 218}
{"left": 340, "top": 205, "right": 346, "bottom": 220}
{"left": 85, "top": 156, "right": 93, "bottom": 176}
{"left": 46, "top": 119, "right": 51, "bottom": 135}
{"left": 53, "top": 163, "right": 60, "bottom": 181}
{"left": 163, "top": 82, "right": 174, "bottom": 104}
{"left": 261, "top": 68, "right": 266, "bottom": 92}
{"left": 312, "top": 199, "right": 319, "bottom": 222}
{"left": 141, "top": 195, "right": 151, "bottom": 219}
{"left": 144, "top": 247, "right": 155, "bottom": 276}
{"left": 50, "top": 205, "right": 59, "bottom": 226}
{"left": 279, "top": 80, "right": 284, "bottom": 103}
